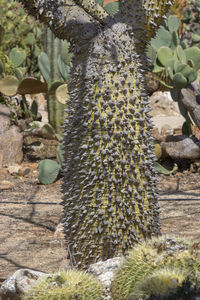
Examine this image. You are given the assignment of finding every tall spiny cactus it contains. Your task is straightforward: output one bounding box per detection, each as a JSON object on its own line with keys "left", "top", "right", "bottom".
{"left": 19, "top": 0, "right": 174, "bottom": 268}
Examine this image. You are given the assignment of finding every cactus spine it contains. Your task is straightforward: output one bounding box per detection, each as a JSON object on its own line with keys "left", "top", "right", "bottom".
{"left": 19, "top": 0, "right": 174, "bottom": 268}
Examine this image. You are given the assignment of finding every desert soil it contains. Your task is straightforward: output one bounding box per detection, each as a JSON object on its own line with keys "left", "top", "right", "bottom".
{"left": 0, "top": 141, "right": 200, "bottom": 283}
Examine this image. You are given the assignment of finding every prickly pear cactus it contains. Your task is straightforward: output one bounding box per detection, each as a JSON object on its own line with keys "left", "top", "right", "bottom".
{"left": 19, "top": 0, "right": 174, "bottom": 268}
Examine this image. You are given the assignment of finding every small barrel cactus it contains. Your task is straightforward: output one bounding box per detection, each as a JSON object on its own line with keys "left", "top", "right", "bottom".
{"left": 22, "top": 269, "right": 105, "bottom": 300}
{"left": 111, "top": 236, "right": 200, "bottom": 300}
{"left": 129, "top": 267, "right": 187, "bottom": 299}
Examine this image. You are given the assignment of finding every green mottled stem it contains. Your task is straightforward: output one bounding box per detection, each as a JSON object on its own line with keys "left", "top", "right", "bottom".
{"left": 44, "top": 27, "right": 66, "bottom": 133}
{"left": 62, "top": 22, "right": 160, "bottom": 268}
{"left": 19, "top": 0, "right": 174, "bottom": 268}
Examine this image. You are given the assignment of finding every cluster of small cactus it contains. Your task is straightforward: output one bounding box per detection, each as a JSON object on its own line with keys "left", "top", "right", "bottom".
{"left": 22, "top": 269, "right": 105, "bottom": 300}
{"left": 148, "top": 14, "right": 200, "bottom": 89}
{"left": 38, "top": 27, "right": 71, "bottom": 134}
{"left": 111, "top": 236, "right": 200, "bottom": 300}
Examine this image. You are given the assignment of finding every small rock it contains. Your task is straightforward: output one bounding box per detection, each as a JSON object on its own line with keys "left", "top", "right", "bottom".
{"left": 151, "top": 127, "right": 161, "bottom": 140}
{"left": 161, "top": 135, "right": 200, "bottom": 159}
{"left": 173, "top": 127, "right": 182, "bottom": 136}
{"left": 7, "top": 165, "right": 21, "bottom": 175}
{"left": 88, "top": 257, "right": 122, "bottom": 288}
{"left": 18, "top": 167, "right": 31, "bottom": 177}
{"left": 190, "top": 160, "right": 200, "bottom": 173}
{"left": 149, "top": 91, "right": 180, "bottom": 117}
{"left": 0, "top": 269, "right": 48, "bottom": 300}
{"left": 161, "top": 124, "right": 173, "bottom": 138}
{"left": 0, "top": 104, "right": 11, "bottom": 135}
{"left": 0, "top": 126, "right": 23, "bottom": 167}
{"left": 0, "top": 167, "right": 8, "bottom": 180}
{"left": 0, "top": 180, "right": 15, "bottom": 190}
{"left": 54, "top": 222, "right": 65, "bottom": 240}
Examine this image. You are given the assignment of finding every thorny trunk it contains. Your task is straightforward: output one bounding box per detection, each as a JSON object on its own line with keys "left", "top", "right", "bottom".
{"left": 19, "top": 0, "right": 173, "bottom": 268}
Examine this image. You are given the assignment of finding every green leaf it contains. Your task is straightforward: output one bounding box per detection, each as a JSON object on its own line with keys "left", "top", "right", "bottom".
{"left": 165, "top": 59, "right": 175, "bottom": 77}
{"left": 9, "top": 48, "right": 26, "bottom": 68}
{"left": 167, "top": 15, "right": 180, "bottom": 33}
{"left": 57, "top": 56, "right": 70, "bottom": 81}
{"left": 56, "top": 83, "right": 69, "bottom": 104}
{"left": 173, "top": 72, "right": 187, "bottom": 89}
{"left": 166, "top": 66, "right": 174, "bottom": 81}
{"left": 171, "top": 31, "right": 179, "bottom": 50}
{"left": 26, "top": 33, "right": 35, "bottom": 45}
{"left": 152, "top": 59, "right": 165, "bottom": 73}
{"left": 33, "top": 45, "right": 41, "bottom": 57}
{"left": 57, "top": 144, "right": 64, "bottom": 167}
{"left": 184, "top": 47, "right": 200, "bottom": 70}
{"left": 48, "top": 81, "right": 63, "bottom": 95}
{"left": 0, "top": 76, "right": 19, "bottom": 96}
{"left": 176, "top": 45, "right": 186, "bottom": 63}
{"left": 187, "top": 69, "right": 197, "bottom": 83}
{"left": 151, "top": 26, "right": 172, "bottom": 50}
{"left": 30, "top": 100, "right": 38, "bottom": 120}
{"left": 38, "top": 159, "right": 60, "bottom": 185}
{"left": 17, "top": 78, "right": 48, "bottom": 95}
{"left": 104, "top": 1, "right": 119, "bottom": 16}
{"left": 38, "top": 52, "right": 51, "bottom": 84}
{"left": 146, "top": 45, "right": 157, "bottom": 63}
{"left": 154, "top": 162, "right": 178, "bottom": 175}
{"left": 180, "top": 41, "right": 188, "bottom": 49}
{"left": 157, "top": 47, "right": 173, "bottom": 66}
{"left": 61, "top": 41, "right": 72, "bottom": 66}
{"left": 176, "top": 63, "right": 193, "bottom": 78}
{"left": 192, "top": 34, "right": 200, "bottom": 43}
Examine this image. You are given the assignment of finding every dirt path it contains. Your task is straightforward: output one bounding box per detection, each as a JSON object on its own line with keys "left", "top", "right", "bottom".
{"left": 1, "top": 166, "right": 200, "bottom": 283}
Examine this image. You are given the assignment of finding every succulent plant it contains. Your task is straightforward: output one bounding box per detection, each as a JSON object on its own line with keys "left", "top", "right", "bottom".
{"left": 111, "top": 236, "right": 200, "bottom": 300}
{"left": 38, "top": 27, "right": 71, "bottom": 134}
{"left": 22, "top": 269, "right": 105, "bottom": 300}
{"left": 0, "top": 0, "right": 43, "bottom": 77}
{"left": 38, "top": 142, "right": 64, "bottom": 185}
{"left": 0, "top": 75, "right": 47, "bottom": 120}
{"left": 148, "top": 15, "right": 200, "bottom": 89}
{"left": 148, "top": 13, "right": 200, "bottom": 135}
{"left": 38, "top": 159, "right": 61, "bottom": 185}
{"left": 9, "top": 47, "right": 27, "bottom": 68}
{"left": 19, "top": 0, "right": 175, "bottom": 269}
{"left": 129, "top": 268, "right": 188, "bottom": 299}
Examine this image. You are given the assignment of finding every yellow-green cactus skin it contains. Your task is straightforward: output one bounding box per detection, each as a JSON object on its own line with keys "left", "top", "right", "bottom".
{"left": 19, "top": 0, "right": 174, "bottom": 268}
{"left": 111, "top": 236, "right": 200, "bottom": 300}
{"left": 22, "top": 270, "right": 104, "bottom": 300}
